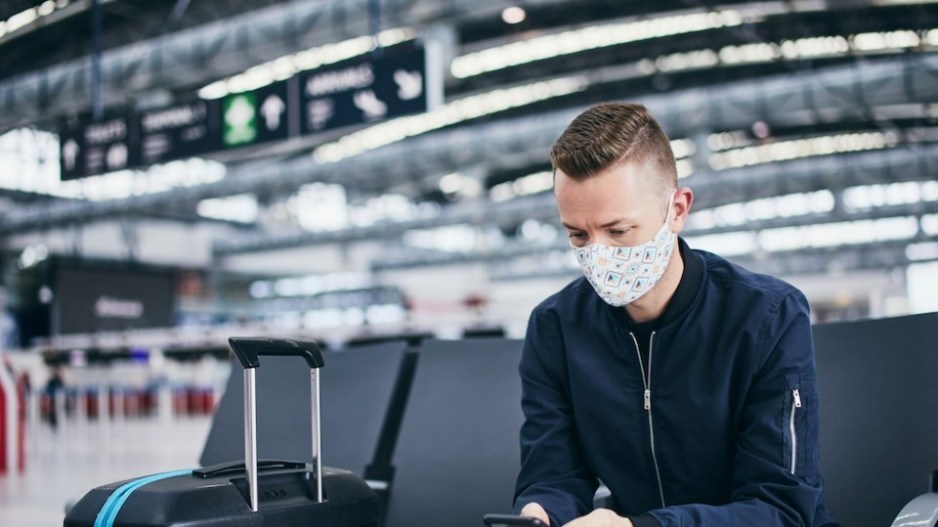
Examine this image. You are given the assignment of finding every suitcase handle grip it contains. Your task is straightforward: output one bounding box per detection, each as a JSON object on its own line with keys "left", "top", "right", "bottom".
{"left": 227, "top": 336, "right": 325, "bottom": 511}
{"left": 228, "top": 337, "right": 324, "bottom": 370}
{"left": 194, "top": 459, "right": 307, "bottom": 478}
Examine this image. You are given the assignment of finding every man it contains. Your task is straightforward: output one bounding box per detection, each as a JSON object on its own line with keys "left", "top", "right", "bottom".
{"left": 513, "top": 102, "right": 837, "bottom": 527}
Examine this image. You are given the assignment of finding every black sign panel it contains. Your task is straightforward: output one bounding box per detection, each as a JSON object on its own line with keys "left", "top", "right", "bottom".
{"left": 58, "top": 41, "right": 431, "bottom": 180}
{"left": 138, "top": 100, "right": 221, "bottom": 165}
{"left": 300, "top": 43, "right": 428, "bottom": 135}
{"left": 59, "top": 112, "right": 133, "bottom": 181}
{"left": 53, "top": 265, "right": 175, "bottom": 335}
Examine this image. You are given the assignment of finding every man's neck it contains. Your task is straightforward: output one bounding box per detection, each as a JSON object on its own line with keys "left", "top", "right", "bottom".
{"left": 623, "top": 240, "right": 685, "bottom": 324}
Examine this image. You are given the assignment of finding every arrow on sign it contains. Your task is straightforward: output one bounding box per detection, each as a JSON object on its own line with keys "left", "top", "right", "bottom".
{"left": 106, "top": 143, "right": 128, "bottom": 170}
{"left": 353, "top": 90, "right": 388, "bottom": 120}
{"left": 62, "top": 139, "right": 80, "bottom": 171}
{"left": 260, "top": 94, "right": 286, "bottom": 131}
{"left": 224, "top": 94, "right": 257, "bottom": 145}
{"left": 394, "top": 69, "right": 423, "bottom": 100}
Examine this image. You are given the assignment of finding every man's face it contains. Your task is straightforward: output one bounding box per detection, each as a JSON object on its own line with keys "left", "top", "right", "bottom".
{"left": 555, "top": 160, "right": 672, "bottom": 249}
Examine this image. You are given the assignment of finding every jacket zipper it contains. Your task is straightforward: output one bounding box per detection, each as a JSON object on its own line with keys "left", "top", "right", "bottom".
{"left": 789, "top": 388, "right": 802, "bottom": 475}
{"left": 629, "top": 331, "right": 667, "bottom": 508}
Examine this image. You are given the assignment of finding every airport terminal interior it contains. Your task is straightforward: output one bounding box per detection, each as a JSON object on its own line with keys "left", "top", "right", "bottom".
{"left": 1, "top": 0, "right": 938, "bottom": 526}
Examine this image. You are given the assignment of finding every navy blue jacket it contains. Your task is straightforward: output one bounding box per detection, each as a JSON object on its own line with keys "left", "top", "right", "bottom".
{"left": 513, "top": 245, "right": 837, "bottom": 527}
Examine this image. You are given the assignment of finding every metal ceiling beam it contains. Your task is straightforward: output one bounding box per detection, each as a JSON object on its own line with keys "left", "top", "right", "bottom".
{"left": 0, "top": 0, "right": 118, "bottom": 46}
{"left": 0, "top": 186, "right": 255, "bottom": 227}
{"left": 0, "top": 0, "right": 924, "bottom": 130}
{"left": 0, "top": 0, "right": 604, "bottom": 133}
{"left": 685, "top": 200, "right": 938, "bottom": 238}
{"left": 2, "top": 53, "right": 937, "bottom": 236}
{"left": 485, "top": 235, "right": 938, "bottom": 282}
{"left": 368, "top": 200, "right": 938, "bottom": 271}
{"left": 732, "top": 238, "right": 928, "bottom": 277}
{"left": 0, "top": 0, "right": 419, "bottom": 132}
{"left": 212, "top": 141, "right": 938, "bottom": 255}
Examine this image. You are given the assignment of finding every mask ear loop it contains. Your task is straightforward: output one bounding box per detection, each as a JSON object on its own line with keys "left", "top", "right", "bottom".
{"left": 664, "top": 191, "right": 677, "bottom": 229}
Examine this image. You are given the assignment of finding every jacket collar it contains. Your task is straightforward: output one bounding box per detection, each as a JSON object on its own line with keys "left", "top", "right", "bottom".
{"left": 615, "top": 237, "right": 704, "bottom": 332}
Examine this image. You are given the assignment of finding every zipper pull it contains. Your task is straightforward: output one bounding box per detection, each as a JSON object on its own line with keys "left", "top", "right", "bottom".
{"left": 644, "top": 389, "right": 651, "bottom": 410}
{"left": 793, "top": 389, "right": 802, "bottom": 408}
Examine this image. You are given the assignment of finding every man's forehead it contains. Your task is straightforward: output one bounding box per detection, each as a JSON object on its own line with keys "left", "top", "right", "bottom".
{"left": 605, "top": 157, "right": 667, "bottom": 185}
{"left": 556, "top": 158, "right": 661, "bottom": 189}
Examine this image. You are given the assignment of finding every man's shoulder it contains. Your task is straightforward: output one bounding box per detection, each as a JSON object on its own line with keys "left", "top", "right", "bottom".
{"left": 695, "top": 248, "right": 805, "bottom": 307}
{"left": 532, "top": 275, "right": 596, "bottom": 317}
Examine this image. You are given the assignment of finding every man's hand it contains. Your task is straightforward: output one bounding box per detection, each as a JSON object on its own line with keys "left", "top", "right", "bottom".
{"left": 521, "top": 502, "right": 550, "bottom": 526}
{"left": 562, "top": 509, "right": 633, "bottom": 527}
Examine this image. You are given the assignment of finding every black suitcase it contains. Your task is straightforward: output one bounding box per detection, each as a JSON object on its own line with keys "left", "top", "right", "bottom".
{"left": 64, "top": 337, "right": 379, "bottom": 527}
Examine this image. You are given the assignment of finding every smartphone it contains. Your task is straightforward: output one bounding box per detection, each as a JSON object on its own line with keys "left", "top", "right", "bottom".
{"left": 483, "top": 513, "right": 548, "bottom": 527}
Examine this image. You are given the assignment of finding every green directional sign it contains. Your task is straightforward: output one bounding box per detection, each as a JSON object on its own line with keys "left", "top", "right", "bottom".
{"left": 223, "top": 92, "right": 258, "bottom": 146}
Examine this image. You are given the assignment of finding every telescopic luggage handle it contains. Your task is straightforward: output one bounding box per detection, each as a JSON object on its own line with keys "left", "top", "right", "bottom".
{"left": 228, "top": 337, "right": 325, "bottom": 370}
{"left": 227, "top": 337, "right": 325, "bottom": 512}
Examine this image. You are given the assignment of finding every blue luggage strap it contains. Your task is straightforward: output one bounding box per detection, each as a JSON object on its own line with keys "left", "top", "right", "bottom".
{"left": 94, "top": 469, "right": 194, "bottom": 527}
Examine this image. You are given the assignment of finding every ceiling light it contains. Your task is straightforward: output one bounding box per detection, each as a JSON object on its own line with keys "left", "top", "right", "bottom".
{"left": 196, "top": 194, "right": 259, "bottom": 223}
{"left": 852, "top": 30, "right": 920, "bottom": 51}
{"left": 675, "top": 159, "right": 694, "bottom": 179}
{"left": 38, "top": 1, "right": 56, "bottom": 16}
{"left": 873, "top": 0, "right": 938, "bottom": 6}
{"left": 906, "top": 242, "right": 938, "bottom": 262}
{"left": 198, "top": 28, "right": 415, "bottom": 99}
{"left": 780, "top": 36, "right": 849, "bottom": 59}
{"left": 719, "top": 43, "right": 780, "bottom": 64}
{"left": 688, "top": 190, "right": 836, "bottom": 227}
{"left": 922, "top": 214, "right": 938, "bottom": 236}
{"left": 927, "top": 29, "right": 938, "bottom": 46}
{"left": 842, "top": 181, "right": 938, "bottom": 211}
{"left": 6, "top": 8, "right": 38, "bottom": 33}
{"left": 439, "top": 172, "right": 467, "bottom": 194}
{"left": 451, "top": 10, "right": 744, "bottom": 79}
{"left": 751, "top": 121, "right": 770, "bottom": 139}
{"left": 709, "top": 131, "right": 898, "bottom": 170}
{"left": 502, "top": 7, "right": 526, "bottom": 25}
{"left": 654, "top": 49, "right": 719, "bottom": 72}
{"left": 684, "top": 232, "right": 757, "bottom": 256}
{"left": 707, "top": 131, "right": 750, "bottom": 151}
{"left": 313, "top": 76, "right": 588, "bottom": 163}
{"left": 403, "top": 224, "right": 478, "bottom": 253}
{"left": 759, "top": 217, "right": 918, "bottom": 252}
{"left": 669, "top": 138, "right": 697, "bottom": 159}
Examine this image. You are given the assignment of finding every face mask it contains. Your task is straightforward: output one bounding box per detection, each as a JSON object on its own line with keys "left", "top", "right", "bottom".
{"left": 573, "top": 193, "right": 676, "bottom": 307}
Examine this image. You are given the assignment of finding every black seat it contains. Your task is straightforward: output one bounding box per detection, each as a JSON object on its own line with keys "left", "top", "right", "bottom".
{"left": 814, "top": 312, "right": 938, "bottom": 527}
{"left": 383, "top": 338, "right": 524, "bottom": 527}
{"left": 200, "top": 340, "right": 409, "bottom": 477}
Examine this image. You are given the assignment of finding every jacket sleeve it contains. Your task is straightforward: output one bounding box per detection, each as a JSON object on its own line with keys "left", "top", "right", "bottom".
{"left": 647, "top": 291, "right": 828, "bottom": 527}
{"left": 513, "top": 307, "right": 599, "bottom": 527}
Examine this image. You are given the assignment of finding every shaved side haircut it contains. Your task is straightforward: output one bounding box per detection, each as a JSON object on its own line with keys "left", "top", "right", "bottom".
{"left": 550, "top": 102, "right": 678, "bottom": 197}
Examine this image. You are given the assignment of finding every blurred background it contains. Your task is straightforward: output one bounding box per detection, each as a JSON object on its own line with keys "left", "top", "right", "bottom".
{"left": 0, "top": 0, "right": 937, "bottom": 524}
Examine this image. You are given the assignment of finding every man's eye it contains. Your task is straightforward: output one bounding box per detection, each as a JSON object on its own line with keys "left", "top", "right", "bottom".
{"left": 568, "top": 232, "right": 586, "bottom": 239}
{"left": 610, "top": 229, "right": 627, "bottom": 236}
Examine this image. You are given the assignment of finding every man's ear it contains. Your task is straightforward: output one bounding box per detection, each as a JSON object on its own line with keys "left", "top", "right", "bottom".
{"left": 672, "top": 187, "right": 694, "bottom": 232}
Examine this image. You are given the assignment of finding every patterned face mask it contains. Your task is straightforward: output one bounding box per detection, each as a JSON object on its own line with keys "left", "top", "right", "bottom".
{"left": 573, "top": 193, "right": 676, "bottom": 307}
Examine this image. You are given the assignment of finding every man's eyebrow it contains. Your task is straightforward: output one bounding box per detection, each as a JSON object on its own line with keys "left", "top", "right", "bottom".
{"left": 600, "top": 218, "right": 633, "bottom": 228}
{"left": 561, "top": 219, "right": 633, "bottom": 230}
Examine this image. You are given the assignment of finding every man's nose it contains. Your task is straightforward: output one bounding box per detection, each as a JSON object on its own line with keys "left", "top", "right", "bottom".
{"left": 591, "top": 231, "right": 617, "bottom": 246}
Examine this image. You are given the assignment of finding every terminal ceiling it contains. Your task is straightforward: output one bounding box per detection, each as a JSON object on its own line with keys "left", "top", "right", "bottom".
{"left": 1, "top": 0, "right": 936, "bottom": 279}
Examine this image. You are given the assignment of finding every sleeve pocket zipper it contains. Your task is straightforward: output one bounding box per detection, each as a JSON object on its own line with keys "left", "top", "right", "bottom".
{"left": 789, "top": 388, "right": 802, "bottom": 475}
